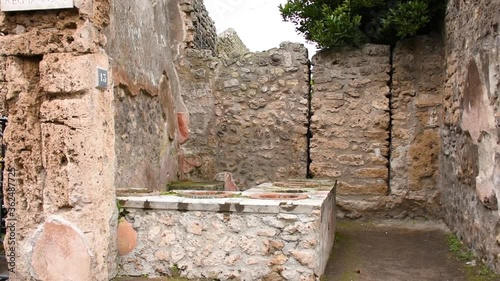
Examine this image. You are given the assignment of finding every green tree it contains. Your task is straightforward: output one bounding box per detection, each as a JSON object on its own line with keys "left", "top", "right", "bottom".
{"left": 279, "top": 0, "right": 445, "bottom": 49}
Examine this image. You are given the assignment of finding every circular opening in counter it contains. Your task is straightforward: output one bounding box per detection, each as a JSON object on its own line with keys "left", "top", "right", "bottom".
{"left": 248, "top": 193, "right": 309, "bottom": 200}
{"left": 273, "top": 181, "right": 321, "bottom": 188}
{"left": 177, "top": 191, "right": 235, "bottom": 199}
{"left": 269, "top": 189, "right": 308, "bottom": 193}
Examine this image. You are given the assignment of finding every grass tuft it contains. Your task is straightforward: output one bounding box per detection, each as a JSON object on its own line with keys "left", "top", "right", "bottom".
{"left": 446, "top": 233, "right": 474, "bottom": 261}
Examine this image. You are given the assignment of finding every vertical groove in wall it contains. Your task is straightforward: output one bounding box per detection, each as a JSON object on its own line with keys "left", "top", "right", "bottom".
{"left": 387, "top": 46, "right": 395, "bottom": 194}
{"left": 306, "top": 60, "right": 313, "bottom": 179}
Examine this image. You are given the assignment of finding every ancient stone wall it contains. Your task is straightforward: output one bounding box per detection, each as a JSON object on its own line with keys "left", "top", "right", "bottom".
{"left": 180, "top": 0, "right": 217, "bottom": 54}
{"left": 441, "top": 0, "right": 500, "bottom": 272}
{"left": 310, "top": 44, "right": 391, "bottom": 196}
{"left": 217, "top": 28, "right": 250, "bottom": 59}
{"left": 310, "top": 39, "right": 447, "bottom": 219}
{"left": 105, "top": 0, "right": 185, "bottom": 192}
{"left": 177, "top": 42, "right": 311, "bottom": 188}
{"left": 213, "top": 42, "right": 310, "bottom": 188}
{"left": 177, "top": 48, "right": 220, "bottom": 181}
{"left": 391, "top": 36, "right": 444, "bottom": 214}
{"left": 0, "top": 1, "right": 117, "bottom": 280}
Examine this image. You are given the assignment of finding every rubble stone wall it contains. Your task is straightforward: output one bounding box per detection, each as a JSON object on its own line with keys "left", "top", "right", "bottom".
{"left": 178, "top": 42, "right": 311, "bottom": 189}
{"left": 217, "top": 28, "right": 250, "bottom": 59}
{"left": 177, "top": 48, "right": 220, "bottom": 181}
{"left": 441, "top": 0, "right": 500, "bottom": 272}
{"left": 391, "top": 36, "right": 444, "bottom": 214}
{"left": 105, "top": 0, "right": 185, "bottom": 192}
{"left": 0, "top": 1, "right": 117, "bottom": 280}
{"left": 311, "top": 38, "right": 447, "bottom": 219}
{"left": 192, "top": 0, "right": 217, "bottom": 52}
{"left": 180, "top": 0, "right": 217, "bottom": 54}
{"left": 310, "top": 44, "right": 391, "bottom": 196}
{"left": 213, "top": 42, "right": 310, "bottom": 188}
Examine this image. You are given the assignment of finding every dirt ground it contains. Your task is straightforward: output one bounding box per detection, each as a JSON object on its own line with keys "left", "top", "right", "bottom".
{"left": 114, "top": 220, "right": 500, "bottom": 281}
{"left": 324, "top": 220, "right": 499, "bottom": 281}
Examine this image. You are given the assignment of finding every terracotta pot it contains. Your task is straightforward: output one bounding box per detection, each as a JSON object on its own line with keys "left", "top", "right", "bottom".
{"left": 117, "top": 219, "right": 138, "bottom": 256}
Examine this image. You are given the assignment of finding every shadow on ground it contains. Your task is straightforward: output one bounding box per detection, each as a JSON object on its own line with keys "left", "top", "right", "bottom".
{"left": 324, "top": 220, "right": 499, "bottom": 281}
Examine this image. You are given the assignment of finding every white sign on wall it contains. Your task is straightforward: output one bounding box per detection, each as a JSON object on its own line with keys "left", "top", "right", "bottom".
{"left": 0, "top": 0, "right": 74, "bottom": 12}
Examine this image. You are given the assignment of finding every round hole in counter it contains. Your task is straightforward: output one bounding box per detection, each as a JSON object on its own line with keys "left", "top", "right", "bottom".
{"left": 248, "top": 193, "right": 309, "bottom": 200}
{"left": 177, "top": 191, "right": 236, "bottom": 199}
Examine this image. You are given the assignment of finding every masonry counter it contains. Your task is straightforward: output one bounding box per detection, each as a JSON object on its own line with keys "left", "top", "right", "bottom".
{"left": 117, "top": 180, "right": 337, "bottom": 280}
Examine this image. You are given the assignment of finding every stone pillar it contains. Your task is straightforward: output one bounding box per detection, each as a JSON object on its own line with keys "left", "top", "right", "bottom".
{"left": 0, "top": 1, "right": 118, "bottom": 280}
{"left": 3, "top": 53, "right": 117, "bottom": 281}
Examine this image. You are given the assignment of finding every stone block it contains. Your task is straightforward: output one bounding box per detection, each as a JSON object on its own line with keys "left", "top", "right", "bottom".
{"left": 353, "top": 167, "right": 388, "bottom": 179}
{"left": 5, "top": 56, "right": 32, "bottom": 90}
{"left": 0, "top": 56, "right": 6, "bottom": 82}
{"left": 291, "top": 249, "right": 316, "bottom": 269}
{"left": 415, "top": 94, "right": 443, "bottom": 108}
{"left": 40, "top": 53, "right": 109, "bottom": 94}
{"left": 337, "top": 154, "right": 364, "bottom": 166}
{"left": 337, "top": 180, "right": 388, "bottom": 195}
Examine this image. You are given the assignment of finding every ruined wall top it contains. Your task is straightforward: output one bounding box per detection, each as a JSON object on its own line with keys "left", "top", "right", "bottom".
{"left": 180, "top": 0, "right": 217, "bottom": 54}
{"left": 216, "top": 28, "right": 250, "bottom": 59}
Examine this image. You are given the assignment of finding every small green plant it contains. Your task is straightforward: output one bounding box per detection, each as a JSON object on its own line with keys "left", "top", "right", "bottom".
{"left": 446, "top": 233, "right": 474, "bottom": 261}
{"left": 445, "top": 233, "right": 500, "bottom": 280}
{"left": 476, "top": 265, "right": 499, "bottom": 278}
{"left": 231, "top": 193, "right": 248, "bottom": 198}
{"left": 170, "top": 264, "right": 181, "bottom": 277}
{"left": 160, "top": 191, "right": 178, "bottom": 196}
{"left": 116, "top": 200, "right": 129, "bottom": 220}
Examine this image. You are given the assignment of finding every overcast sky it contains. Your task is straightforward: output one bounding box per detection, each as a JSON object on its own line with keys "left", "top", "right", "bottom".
{"left": 204, "top": 0, "right": 317, "bottom": 57}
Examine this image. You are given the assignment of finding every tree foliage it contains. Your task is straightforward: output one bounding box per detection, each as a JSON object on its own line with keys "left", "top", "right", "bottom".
{"left": 279, "top": 0, "right": 445, "bottom": 49}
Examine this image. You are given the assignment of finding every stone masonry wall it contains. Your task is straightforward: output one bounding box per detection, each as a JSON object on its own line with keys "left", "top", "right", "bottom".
{"left": 177, "top": 48, "right": 220, "bottom": 181}
{"left": 391, "top": 36, "right": 444, "bottom": 214}
{"left": 119, "top": 208, "right": 328, "bottom": 280}
{"left": 214, "top": 42, "right": 310, "bottom": 188}
{"left": 0, "top": 2, "right": 117, "bottom": 280}
{"left": 180, "top": 0, "right": 217, "bottom": 54}
{"left": 178, "top": 42, "right": 311, "bottom": 188}
{"left": 217, "top": 28, "right": 250, "bottom": 59}
{"left": 311, "top": 44, "right": 391, "bottom": 196}
{"left": 192, "top": 0, "right": 217, "bottom": 53}
{"left": 105, "top": 0, "right": 186, "bottom": 192}
{"left": 441, "top": 0, "right": 500, "bottom": 272}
